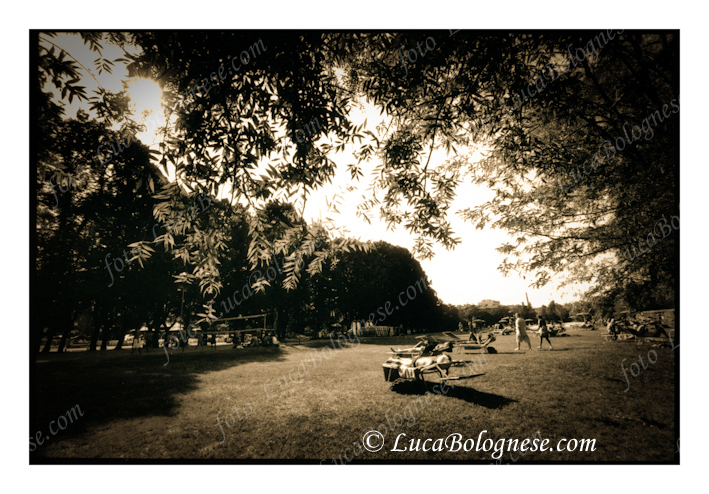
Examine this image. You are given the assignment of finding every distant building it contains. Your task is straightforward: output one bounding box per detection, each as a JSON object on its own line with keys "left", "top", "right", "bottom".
{"left": 479, "top": 299, "right": 501, "bottom": 309}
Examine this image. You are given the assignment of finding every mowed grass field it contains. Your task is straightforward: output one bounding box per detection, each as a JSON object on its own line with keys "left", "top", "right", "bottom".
{"left": 32, "top": 329, "right": 677, "bottom": 462}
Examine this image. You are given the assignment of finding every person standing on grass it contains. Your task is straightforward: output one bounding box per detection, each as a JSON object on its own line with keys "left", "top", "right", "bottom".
{"left": 514, "top": 313, "right": 532, "bottom": 351}
{"left": 131, "top": 332, "right": 143, "bottom": 354}
{"left": 607, "top": 318, "right": 617, "bottom": 338}
{"left": 537, "top": 316, "right": 553, "bottom": 350}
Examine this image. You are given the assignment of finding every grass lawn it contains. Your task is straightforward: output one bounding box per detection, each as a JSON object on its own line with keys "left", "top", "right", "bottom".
{"left": 32, "top": 329, "right": 677, "bottom": 462}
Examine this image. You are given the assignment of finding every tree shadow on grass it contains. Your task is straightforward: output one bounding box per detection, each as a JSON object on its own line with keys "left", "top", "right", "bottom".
{"left": 389, "top": 380, "right": 516, "bottom": 409}
{"left": 293, "top": 339, "right": 359, "bottom": 350}
{"left": 603, "top": 376, "right": 625, "bottom": 385}
{"left": 32, "top": 346, "right": 286, "bottom": 452}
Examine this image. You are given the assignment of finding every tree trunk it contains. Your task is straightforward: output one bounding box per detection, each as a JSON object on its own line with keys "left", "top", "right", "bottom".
{"left": 56, "top": 328, "right": 68, "bottom": 353}
{"left": 149, "top": 327, "right": 158, "bottom": 349}
{"left": 32, "top": 326, "right": 43, "bottom": 357}
{"left": 56, "top": 308, "right": 74, "bottom": 353}
{"left": 114, "top": 315, "right": 131, "bottom": 351}
{"left": 89, "top": 327, "right": 100, "bottom": 351}
{"left": 100, "top": 327, "right": 109, "bottom": 350}
{"left": 41, "top": 324, "right": 55, "bottom": 353}
{"left": 279, "top": 312, "right": 290, "bottom": 341}
{"left": 151, "top": 306, "right": 169, "bottom": 348}
{"left": 114, "top": 327, "right": 125, "bottom": 350}
{"left": 89, "top": 301, "right": 103, "bottom": 351}
{"left": 100, "top": 306, "right": 117, "bottom": 350}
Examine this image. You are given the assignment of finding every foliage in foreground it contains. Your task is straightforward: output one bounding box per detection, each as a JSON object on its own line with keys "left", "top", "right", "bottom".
{"left": 35, "top": 31, "right": 679, "bottom": 345}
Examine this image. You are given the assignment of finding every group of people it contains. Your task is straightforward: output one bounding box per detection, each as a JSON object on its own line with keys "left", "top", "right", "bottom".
{"left": 129, "top": 326, "right": 282, "bottom": 353}
{"left": 605, "top": 313, "right": 672, "bottom": 340}
{"left": 514, "top": 313, "right": 554, "bottom": 351}
{"left": 230, "top": 330, "right": 279, "bottom": 349}
{"left": 129, "top": 330, "right": 217, "bottom": 354}
{"left": 130, "top": 333, "right": 145, "bottom": 354}
{"left": 198, "top": 333, "right": 218, "bottom": 348}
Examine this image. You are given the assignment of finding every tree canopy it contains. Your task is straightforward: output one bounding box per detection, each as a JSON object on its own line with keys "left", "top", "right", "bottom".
{"left": 35, "top": 30, "right": 679, "bottom": 332}
{"left": 345, "top": 31, "right": 678, "bottom": 311}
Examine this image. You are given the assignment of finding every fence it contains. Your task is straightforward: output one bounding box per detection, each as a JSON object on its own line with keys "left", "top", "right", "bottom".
{"left": 362, "top": 326, "right": 400, "bottom": 337}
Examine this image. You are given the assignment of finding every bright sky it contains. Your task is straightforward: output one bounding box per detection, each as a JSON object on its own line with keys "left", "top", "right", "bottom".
{"left": 45, "top": 32, "right": 584, "bottom": 308}
{"left": 302, "top": 120, "right": 584, "bottom": 306}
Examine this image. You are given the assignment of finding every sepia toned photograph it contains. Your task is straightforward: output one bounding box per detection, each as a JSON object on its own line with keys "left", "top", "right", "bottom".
{"left": 30, "top": 24, "right": 680, "bottom": 471}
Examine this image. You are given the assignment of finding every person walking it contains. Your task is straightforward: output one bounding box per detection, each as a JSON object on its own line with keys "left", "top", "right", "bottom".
{"left": 514, "top": 313, "right": 532, "bottom": 351}
{"left": 537, "top": 316, "right": 553, "bottom": 350}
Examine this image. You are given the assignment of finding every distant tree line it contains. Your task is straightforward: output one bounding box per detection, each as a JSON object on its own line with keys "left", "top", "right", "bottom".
{"left": 33, "top": 105, "right": 451, "bottom": 352}
{"left": 454, "top": 300, "right": 577, "bottom": 330}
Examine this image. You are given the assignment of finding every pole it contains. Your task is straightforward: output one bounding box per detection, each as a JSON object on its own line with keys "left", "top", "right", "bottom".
{"left": 180, "top": 287, "right": 185, "bottom": 341}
